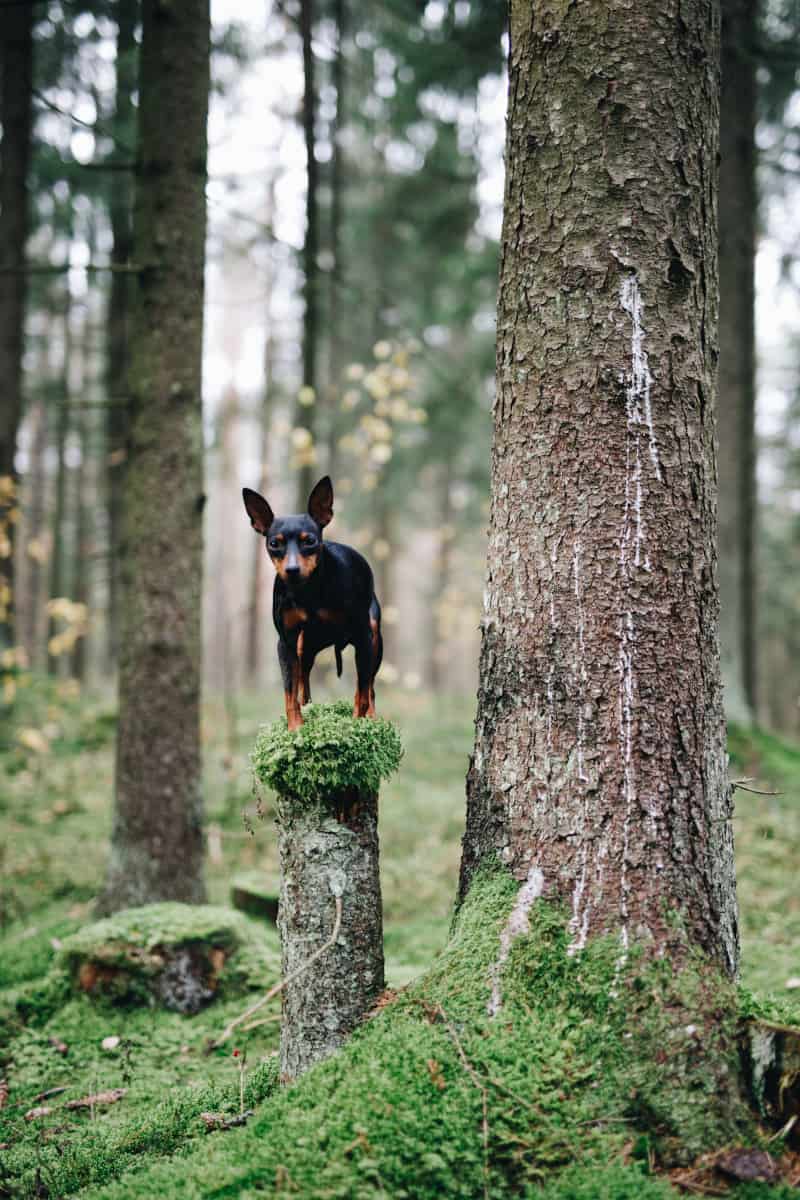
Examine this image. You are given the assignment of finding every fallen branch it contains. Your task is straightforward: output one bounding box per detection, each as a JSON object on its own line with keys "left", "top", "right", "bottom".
{"left": 731, "top": 777, "right": 783, "bottom": 796}
{"left": 66, "top": 1088, "right": 126, "bottom": 1110}
{"left": 200, "top": 1109, "right": 254, "bottom": 1132}
{"left": 207, "top": 895, "right": 343, "bottom": 1052}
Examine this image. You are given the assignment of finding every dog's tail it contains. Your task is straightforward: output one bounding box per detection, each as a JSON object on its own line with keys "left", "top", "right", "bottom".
{"left": 335, "top": 646, "right": 343, "bottom": 678}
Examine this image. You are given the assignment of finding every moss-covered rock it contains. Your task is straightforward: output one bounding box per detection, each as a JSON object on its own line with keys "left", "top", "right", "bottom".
{"left": 55, "top": 903, "right": 279, "bottom": 1013}
{"left": 251, "top": 700, "right": 402, "bottom": 805}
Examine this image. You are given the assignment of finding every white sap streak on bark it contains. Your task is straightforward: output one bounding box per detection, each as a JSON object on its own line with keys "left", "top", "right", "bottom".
{"left": 487, "top": 865, "right": 545, "bottom": 1017}
{"left": 615, "top": 273, "right": 661, "bottom": 962}
{"left": 567, "top": 538, "right": 591, "bottom": 955}
{"left": 620, "top": 275, "right": 662, "bottom": 483}
{"left": 572, "top": 538, "right": 588, "bottom": 785}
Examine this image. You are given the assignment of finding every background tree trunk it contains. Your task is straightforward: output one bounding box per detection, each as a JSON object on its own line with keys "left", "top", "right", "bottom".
{"left": 105, "top": 0, "right": 138, "bottom": 672}
{"left": 47, "top": 294, "right": 73, "bottom": 677}
{"left": 718, "top": 0, "right": 757, "bottom": 723}
{"left": 296, "top": 0, "right": 319, "bottom": 508}
{"left": 459, "top": 0, "right": 738, "bottom": 977}
{"left": 98, "top": 0, "right": 209, "bottom": 915}
{"left": 0, "top": 5, "right": 34, "bottom": 652}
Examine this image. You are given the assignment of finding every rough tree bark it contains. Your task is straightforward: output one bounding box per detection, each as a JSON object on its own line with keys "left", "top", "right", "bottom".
{"left": 718, "top": 0, "right": 757, "bottom": 722}
{"left": 97, "top": 0, "right": 209, "bottom": 914}
{"left": 106, "top": 0, "right": 137, "bottom": 671}
{"left": 459, "top": 0, "right": 738, "bottom": 978}
{"left": 0, "top": 4, "right": 34, "bottom": 651}
{"left": 278, "top": 792, "right": 384, "bottom": 1079}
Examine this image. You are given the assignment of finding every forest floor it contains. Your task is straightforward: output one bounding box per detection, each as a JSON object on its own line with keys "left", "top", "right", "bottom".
{"left": 1, "top": 678, "right": 800, "bottom": 1198}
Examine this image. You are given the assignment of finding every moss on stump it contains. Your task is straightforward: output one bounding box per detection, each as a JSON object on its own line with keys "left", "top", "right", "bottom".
{"left": 252, "top": 702, "right": 402, "bottom": 1079}
{"left": 56, "top": 903, "right": 279, "bottom": 1013}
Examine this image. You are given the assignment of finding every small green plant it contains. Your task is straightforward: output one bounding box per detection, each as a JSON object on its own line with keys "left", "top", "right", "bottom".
{"left": 251, "top": 700, "right": 403, "bottom": 803}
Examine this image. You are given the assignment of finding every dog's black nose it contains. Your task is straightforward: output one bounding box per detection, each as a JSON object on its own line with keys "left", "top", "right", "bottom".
{"left": 285, "top": 565, "right": 301, "bottom": 578}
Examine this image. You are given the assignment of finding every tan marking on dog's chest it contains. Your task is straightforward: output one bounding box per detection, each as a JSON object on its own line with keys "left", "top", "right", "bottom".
{"left": 283, "top": 607, "right": 308, "bottom": 630}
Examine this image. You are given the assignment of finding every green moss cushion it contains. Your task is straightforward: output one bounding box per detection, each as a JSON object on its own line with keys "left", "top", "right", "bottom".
{"left": 55, "top": 903, "right": 279, "bottom": 1012}
{"left": 251, "top": 701, "right": 402, "bottom": 803}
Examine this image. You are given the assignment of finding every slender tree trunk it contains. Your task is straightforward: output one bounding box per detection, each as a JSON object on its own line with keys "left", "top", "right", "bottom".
{"left": 48, "top": 296, "right": 73, "bottom": 677}
{"left": 106, "top": 0, "right": 137, "bottom": 671}
{"left": 98, "top": 0, "right": 209, "bottom": 915}
{"left": 246, "top": 195, "right": 277, "bottom": 689}
{"left": 0, "top": 5, "right": 34, "bottom": 652}
{"left": 459, "top": 0, "right": 738, "bottom": 978}
{"left": 426, "top": 463, "right": 453, "bottom": 693}
{"left": 21, "top": 400, "right": 47, "bottom": 669}
{"left": 718, "top": 0, "right": 757, "bottom": 723}
{"left": 296, "top": 0, "right": 319, "bottom": 508}
{"left": 72, "top": 305, "right": 93, "bottom": 683}
{"left": 326, "top": 0, "right": 346, "bottom": 480}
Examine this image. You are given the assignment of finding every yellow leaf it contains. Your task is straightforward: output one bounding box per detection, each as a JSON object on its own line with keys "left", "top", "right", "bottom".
{"left": 17, "top": 728, "right": 49, "bottom": 755}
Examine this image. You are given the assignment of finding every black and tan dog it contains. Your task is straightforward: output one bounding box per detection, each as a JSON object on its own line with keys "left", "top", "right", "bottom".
{"left": 242, "top": 476, "right": 382, "bottom": 731}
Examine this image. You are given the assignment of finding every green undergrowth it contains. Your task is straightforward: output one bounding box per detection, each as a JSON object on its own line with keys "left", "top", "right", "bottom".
{"left": 251, "top": 700, "right": 403, "bottom": 803}
{"left": 0, "top": 908, "right": 283, "bottom": 1198}
{"left": 1, "top": 868, "right": 785, "bottom": 1200}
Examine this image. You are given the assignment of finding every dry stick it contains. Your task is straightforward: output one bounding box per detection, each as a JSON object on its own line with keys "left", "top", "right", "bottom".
{"left": 731, "top": 777, "right": 783, "bottom": 796}
{"left": 434, "top": 1005, "right": 490, "bottom": 1200}
{"left": 208, "top": 895, "right": 343, "bottom": 1052}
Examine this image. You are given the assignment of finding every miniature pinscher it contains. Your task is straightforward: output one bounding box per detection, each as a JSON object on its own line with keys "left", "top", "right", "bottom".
{"left": 242, "top": 476, "right": 383, "bottom": 731}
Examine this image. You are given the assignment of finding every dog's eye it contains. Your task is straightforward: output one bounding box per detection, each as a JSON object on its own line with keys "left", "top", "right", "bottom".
{"left": 268, "top": 538, "right": 282, "bottom": 551}
{"left": 301, "top": 535, "right": 317, "bottom": 548}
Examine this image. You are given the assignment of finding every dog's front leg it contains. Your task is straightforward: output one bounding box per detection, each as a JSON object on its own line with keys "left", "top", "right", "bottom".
{"left": 277, "top": 637, "right": 303, "bottom": 731}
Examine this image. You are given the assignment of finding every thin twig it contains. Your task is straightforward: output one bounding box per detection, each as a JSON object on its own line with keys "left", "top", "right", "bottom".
{"left": 768, "top": 1112, "right": 798, "bottom": 1141}
{"left": 240, "top": 1014, "right": 282, "bottom": 1033}
{"left": 434, "top": 1005, "right": 490, "bottom": 1200}
{"left": 207, "top": 895, "right": 343, "bottom": 1052}
{"left": 731, "top": 777, "right": 783, "bottom": 796}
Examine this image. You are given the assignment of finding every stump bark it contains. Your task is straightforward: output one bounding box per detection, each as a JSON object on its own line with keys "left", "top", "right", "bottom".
{"left": 277, "top": 791, "right": 384, "bottom": 1079}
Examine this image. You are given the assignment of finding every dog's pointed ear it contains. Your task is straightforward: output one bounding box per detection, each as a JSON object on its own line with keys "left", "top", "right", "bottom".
{"left": 308, "top": 476, "right": 334, "bottom": 529}
{"left": 242, "top": 487, "right": 274, "bottom": 535}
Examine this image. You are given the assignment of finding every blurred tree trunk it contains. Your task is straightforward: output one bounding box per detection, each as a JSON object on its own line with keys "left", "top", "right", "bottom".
{"left": 21, "top": 400, "right": 47, "bottom": 670}
{"left": 48, "top": 294, "right": 73, "bottom": 677}
{"left": 106, "top": 0, "right": 137, "bottom": 671}
{"left": 326, "top": 0, "right": 346, "bottom": 480}
{"left": 246, "top": 183, "right": 277, "bottom": 688}
{"left": 459, "top": 0, "right": 738, "bottom": 977}
{"left": 718, "top": 0, "right": 757, "bottom": 723}
{"left": 0, "top": 5, "right": 34, "bottom": 652}
{"left": 72, "top": 301, "right": 94, "bottom": 684}
{"left": 296, "top": 0, "right": 319, "bottom": 508}
{"left": 98, "top": 0, "right": 209, "bottom": 915}
{"left": 426, "top": 463, "right": 453, "bottom": 693}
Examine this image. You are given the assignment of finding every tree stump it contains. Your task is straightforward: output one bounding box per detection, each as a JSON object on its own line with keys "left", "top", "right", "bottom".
{"left": 251, "top": 701, "right": 402, "bottom": 1079}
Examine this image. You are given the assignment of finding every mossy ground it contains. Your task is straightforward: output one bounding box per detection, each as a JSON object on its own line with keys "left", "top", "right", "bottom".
{"left": 1, "top": 680, "right": 800, "bottom": 1197}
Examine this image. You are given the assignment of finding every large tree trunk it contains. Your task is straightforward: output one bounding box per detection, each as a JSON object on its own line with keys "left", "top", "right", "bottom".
{"left": 97, "top": 0, "right": 209, "bottom": 915}
{"left": 105, "top": 0, "right": 138, "bottom": 672}
{"left": 0, "top": 5, "right": 34, "bottom": 652}
{"left": 718, "top": 0, "right": 757, "bottom": 723}
{"left": 459, "top": 0, "right": 738, "bottom": 978}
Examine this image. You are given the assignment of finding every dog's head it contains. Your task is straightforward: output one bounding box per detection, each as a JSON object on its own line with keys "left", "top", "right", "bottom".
{"left": 242, "top": 476, "right": 333, "bottom": 586}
